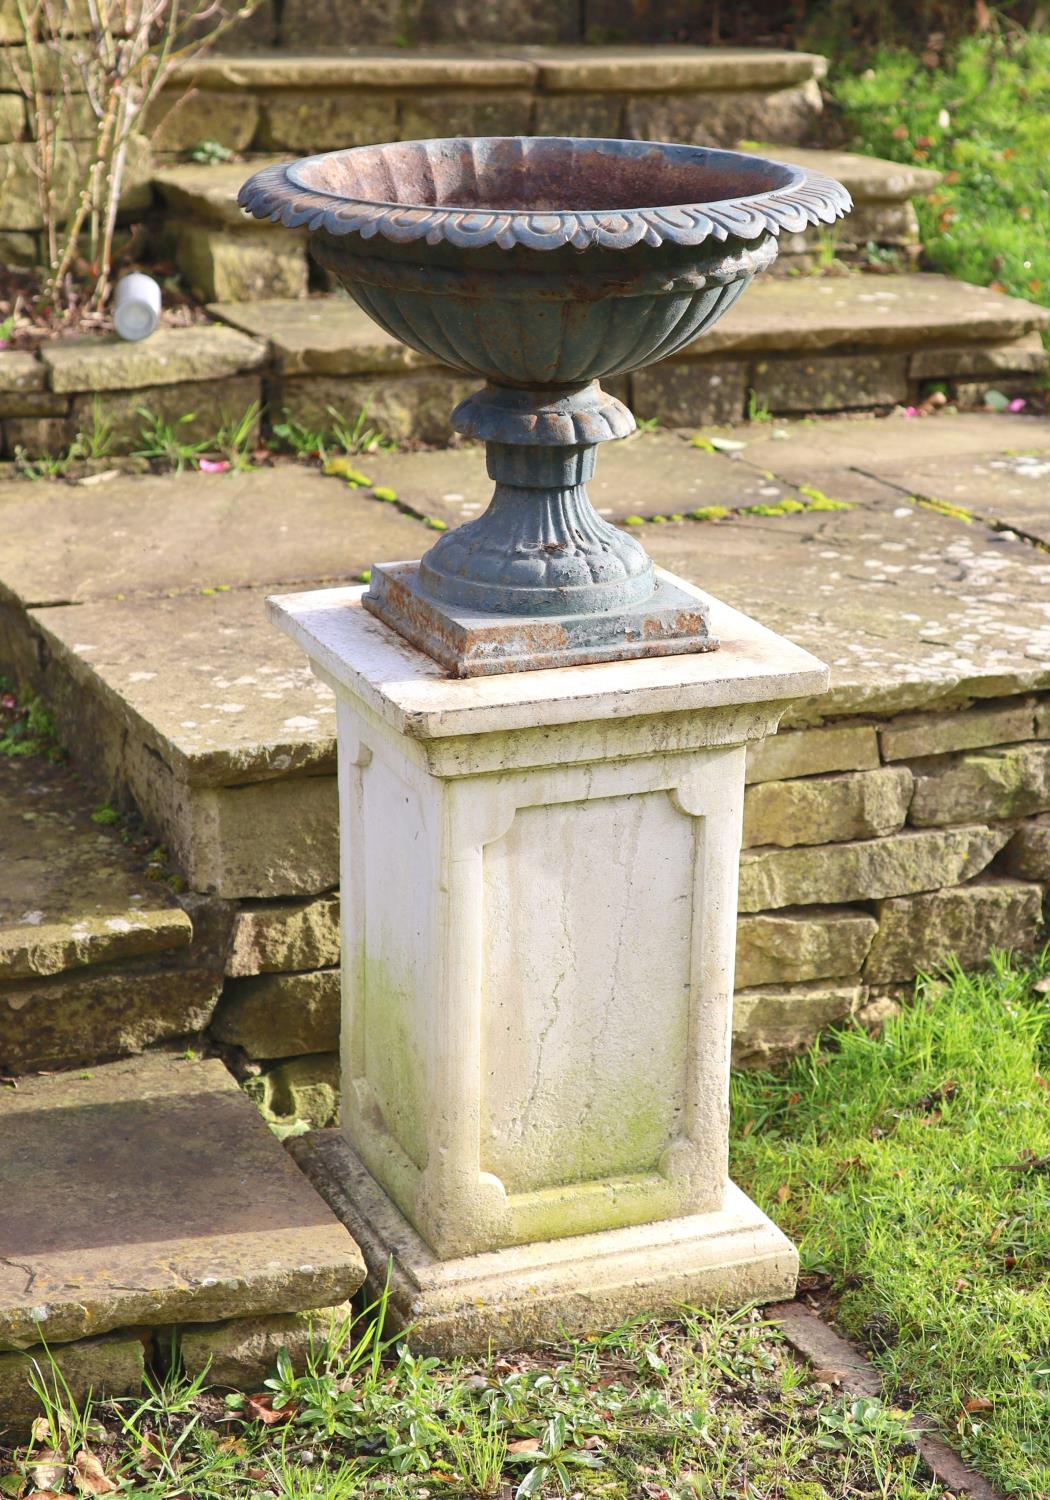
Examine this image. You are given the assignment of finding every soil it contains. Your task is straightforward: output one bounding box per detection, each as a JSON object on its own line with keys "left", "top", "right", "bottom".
{"left": 0, "top": 261, "right": 210, "bottom": 351}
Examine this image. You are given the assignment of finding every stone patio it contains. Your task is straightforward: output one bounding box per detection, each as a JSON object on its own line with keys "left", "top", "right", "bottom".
{"left": 1, "top": 407, "right": 1048, "bottom": 1094}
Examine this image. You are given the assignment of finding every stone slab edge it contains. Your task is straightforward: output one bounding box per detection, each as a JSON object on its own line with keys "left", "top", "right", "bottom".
{"left": 770, "top": 1301, "right": 1007, "bottom": 1500}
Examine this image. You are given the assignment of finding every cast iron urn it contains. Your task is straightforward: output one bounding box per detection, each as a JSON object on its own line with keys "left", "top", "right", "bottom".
{"left": 241, "top": 136, "right": 851, "bottom": 674}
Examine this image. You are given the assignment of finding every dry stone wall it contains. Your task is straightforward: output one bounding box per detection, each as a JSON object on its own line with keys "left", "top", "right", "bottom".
{"left": 200, "top": 690, "right": 1050, "bottom": 1126}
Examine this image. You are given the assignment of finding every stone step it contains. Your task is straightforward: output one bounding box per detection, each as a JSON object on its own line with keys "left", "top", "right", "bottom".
{"left": 0, "top": 1051, "right": 365, "bottom": 1429}
{"left": 0, "top": 751, "right": 229, "bottom": 1074}
{"left": 151, "top": 45, "right": 827, "bottom": 156}
{"left": 153, "top": 143, "right": 938, "bottom": 302}
{"left": 208, "top": 274, "right": 1050, "bottom": 433}
{"left": 1, "top": 413, "right": 1049, "bottom": 1097}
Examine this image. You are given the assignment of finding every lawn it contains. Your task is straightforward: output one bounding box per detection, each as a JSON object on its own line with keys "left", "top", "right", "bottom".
{"left": 828, "top": 32, "right": 1050, "bottom": 350}
{"left": 732, "top": 952, "right": 1050, "bottom": 1499}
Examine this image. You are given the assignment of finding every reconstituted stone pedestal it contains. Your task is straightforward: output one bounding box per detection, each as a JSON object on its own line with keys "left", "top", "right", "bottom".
{"left": 269, "top": 571, "right": 826, "bottom": 1347}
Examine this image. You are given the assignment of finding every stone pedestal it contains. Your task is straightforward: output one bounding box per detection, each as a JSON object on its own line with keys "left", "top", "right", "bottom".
{"left": 269, "top": 570, "right": 828, "bottom": 1351}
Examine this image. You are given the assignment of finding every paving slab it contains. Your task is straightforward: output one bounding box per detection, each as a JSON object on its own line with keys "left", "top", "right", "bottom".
{"left": 733, "top": 410, "right": 1050, "bottom": 489}
{"left": 0, "top": 754, "right": 191, "bottom": 981}
{"left": 360, "top": 433, "right": 807, "bottom": 525}
{"left": 0, "top": 465, "right": 431, "bottom": 607}
{"left": 0, "top": 1052, "right": 366, "bottom": 1350}
{"left": 40, "top": 324, "right": 266, "bottom": 394}
{"left": 688, "top": 274, "right": 1050, "bottom": 357}
{"left": 210, "top": 296, "right": 435, "bottom": 376}
{"left": 154, "top": 158, "right": 288, "bottom": 229}
{"left": 859, "top": 449, "right": 1050, "bottom": 546}
{"left": 30, "top": 587, "right": 338, "bottom": 786}
{"left": 636, "top": 494, "right": 1050, "bottom": 722}
{"left": 739, "top": 143, "right": 940, "bottom": 201}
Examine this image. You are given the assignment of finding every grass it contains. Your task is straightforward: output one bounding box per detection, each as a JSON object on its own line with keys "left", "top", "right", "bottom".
{"left": 731, "top": 951, "right": 1050, "bottom": 1499}
{"left": 829, "top": 32, "right": 1050, "bottom": 356}
{"left": 0, "top": 1293, "right": 943, "bottom": 1499}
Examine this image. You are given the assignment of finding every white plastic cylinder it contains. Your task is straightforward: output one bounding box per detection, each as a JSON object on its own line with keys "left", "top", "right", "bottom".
{"left": 113, "top": 272, "right": 161, "bottom": 342}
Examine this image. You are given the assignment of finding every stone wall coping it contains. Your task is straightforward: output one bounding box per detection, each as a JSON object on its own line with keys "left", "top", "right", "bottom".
{"left": 165, "top": 45, "right": 825, "bottom": 96}
{"left": 267, "top": 579, "right": 829, "bottom": 743}
{"left": 40, "top": 324, "right": 267, "bottom": 394}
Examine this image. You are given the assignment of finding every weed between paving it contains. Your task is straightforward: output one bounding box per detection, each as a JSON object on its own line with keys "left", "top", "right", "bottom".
{"left": 1, "top": 1304, "right": 942, "bottom": 1499}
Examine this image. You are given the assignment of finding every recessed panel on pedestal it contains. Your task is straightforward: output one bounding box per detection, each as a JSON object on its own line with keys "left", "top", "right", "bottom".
{"left": 481, "top": 791, "right": 694, "bottom": 1194}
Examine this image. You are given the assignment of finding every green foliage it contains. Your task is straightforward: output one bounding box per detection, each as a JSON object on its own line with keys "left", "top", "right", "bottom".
{"left": 831, "top": 35, "right": 1050, "bottom": 351}
{"left": 0, "top": 695, "right": 59, "bottom": 759}
{"left": 212, "top": 401, "right": 261, "bottom": 471}
{"left": 134, "top": 409, "right": 210, "bottom": 474}
{"left": 89, "top": 804, "right": 121, "bottom": 826}
{"left": 732, "top": 952, "right": 1050, "bottom": 1498}
{"left": 190, "top": 138, "right": 235, "bottom": 165}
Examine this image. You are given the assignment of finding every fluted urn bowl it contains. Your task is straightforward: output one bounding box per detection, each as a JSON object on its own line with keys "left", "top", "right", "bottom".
{"left": 241, "top": 137, "right": 850, "bottom": 674}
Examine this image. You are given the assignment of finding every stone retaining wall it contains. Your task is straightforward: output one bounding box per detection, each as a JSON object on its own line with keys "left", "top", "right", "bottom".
{"left": 202, "top": 691, "right": 1050, "bottom": 1128}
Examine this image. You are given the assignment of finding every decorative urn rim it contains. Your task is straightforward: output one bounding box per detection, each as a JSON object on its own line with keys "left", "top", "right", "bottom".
{"left": 238, "top": 135, "right": 853, "bottom": 252}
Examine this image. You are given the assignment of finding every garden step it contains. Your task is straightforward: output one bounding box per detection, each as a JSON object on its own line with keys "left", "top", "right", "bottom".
{"left": 207, "top": 273, "right": 1050, "bottom": 431}
{"left": 152, "top": 45, "right": 827, "bottom": 155}
{"left": 155, "top": 141, "right": 935, "bottom": 302}
{"left": 1, "top": 411, "right": 1049, "bottom": 904}
{"left": 0, "top": 749, "right": 229, "bottom": 1074}
{"left": 0, "top": 1051, "right": 365, "bottom": 1414}
{"left": 0, "top": 753, "right": 191, "bottom": 982}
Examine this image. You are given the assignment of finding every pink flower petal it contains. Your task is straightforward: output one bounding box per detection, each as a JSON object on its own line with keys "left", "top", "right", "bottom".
{"left": 199, "top": 457, "right": 230, "bottom": 473}
{"left": 904, "top": 405, "right": 920, "bottom": 417}
{"left": 1007, "top": 398, "right": 1027, "bottom": 412}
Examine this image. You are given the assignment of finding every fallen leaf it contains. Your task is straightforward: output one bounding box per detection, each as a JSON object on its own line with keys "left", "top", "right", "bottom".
{"left": 506, "top": 1438, "right": 543, "bottom": 1456}
{"left": 29, "top": 1418, "right": 51, "bottom": 1444}
{"left": 964, "top": 1397, "right": 993, "bottom": 1412}
{"left": 198, "top": 457, "right": 231, "bottom": 474}
{"left": 776, "top": 1185, "right": 791, "bottom": 1202}
{"left": 78, "top": 469, "right": 120, "bottom": 487}
{"left": 244, "top": 1392, "right": 293, "bottom": 1425}
{"left": 707, "top": 436, "right": 746, "bottom": 453}
{"left": 216, "top": 1436, "right": 246, "bottom": 1454}
{"left": 73, "top": 1449, "right": 117, "bottom": 1495}
{"left": 29, "top": 1453, "right": 65, "bottom": 1491}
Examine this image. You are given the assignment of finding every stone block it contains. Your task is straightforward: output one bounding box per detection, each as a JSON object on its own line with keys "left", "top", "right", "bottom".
{"left": 910, "top": 742, "right": 1050, "bottom": 826}
{"left": 124, "top": 744, "right": 339, "bottom": 899}
{"left": 631, "top": 359, "right": 748, "bottom": 427}
{"left": 247, "top": 1051, "right": 340, "bottom": 1128}
{"left": 212, "top": 967, "right": 340, "bottom": 1059}
{"left": 0, "top": 1335, "right": 144, "bottom": 1436}
{"left": 546, "top": 47, "right": 823, "bottom": 92}
{"left": 1, "top": 412, "right": 75, "bottom": 456}
{"left": 0, "top": 388, "right": 69, "bottom": 417}
{"left": 625, "top": 80, "right": 822, "bottom": 149}
{"left": 0, "top": 140, "right": 77, "bottom": 228}
{"left": 864, "top": 878, "right": 1044, "bottom": 983}
{"left": 735, "top": 906, "right": 877, "bottom": 988}
{"left": 0, "top": 349, "right": 45, "bottom": 393}
{"left": 732, "top": 981, "right": 864, "bottom": 1068}
{"left": 71, "top": 373, "right": 263, "bottom": 453}
{"left": 149, "top": 88, "right": 260, "bottom": 153}
{"left": 0, "top": 1054, "right": 366, "bottom": 1350}
{"left": 751, "top": 352, "right": 910, "bottom": 414}
{"left": 178, "top": 1301, "right": 352, "bottom": 1387}
{"left": 910, "top": 333, "right": 1048, "bottom": 380}
{"left": 534, "top": 94, "right": 624, "bottom": 137}
{"left": 0, "top": 229, "right": 37, "bottom": 264}
{"left": 211, "top": 295, "right": 428, "bottom": 376}
{"left": 44, "top": 323, "right": 265, "bottom": 393}
{"left": 0, "top": 91, "right": 23, "bottom": 141}
{"left": 399, "top": 92, "right": 534, "bottom": 142}
{"left": 274, "top": 372, "right": 476, "bottom": 446}
{"left": 0, "top": 957, "right": 222, "bottom": 1073}
{"left": 1036, "top": 700, "right": 1050, "bottom": 738}
{"left": 257, "top": 92, "right": 397, "bottom": 153}
{"left": 280, "top": 0, "right": 423, "bottom": 46}
{"left": 421, "top": 0, "right": 574, "bottom": 42}
{"left": 738, "top": 824, "right": 1010, "bottom": 913}
{"left": 1001, "top": 816, "right": 1050, "bottom": 881}
{"left": 174, "top": 224, "right": 308, "bottom": 303}
{"left": 880, "top": 699, "right": 1036, "bottom": 761}
{"left": 743, "top": 766, "right": 913, "bottom": 849}
{"left": 227, "top": 893, "right": 340, "bottom": 976}
{"left": 746, "top": 723, "right": 880, "bottom": 784}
